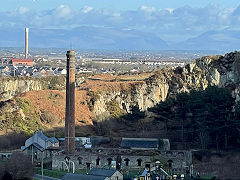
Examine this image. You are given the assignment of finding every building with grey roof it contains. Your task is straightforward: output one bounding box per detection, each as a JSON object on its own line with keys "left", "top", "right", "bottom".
{"left": 121, "top": 138, "right": 159, "bottom": 150}
{"left": 61, "top": 169, "right": 123, "bottom": 180}
{"left": 21, "top": 130, "right": 59, "bottom": 160}
{"left": 88, "top": 168, "right": 116, "bottom": 177}
{"left": 61, "top": 173, "right": 107, "bottom": 180}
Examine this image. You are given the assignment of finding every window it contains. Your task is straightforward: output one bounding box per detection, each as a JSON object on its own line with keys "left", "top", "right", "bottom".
{"left": 145, "top": 163, "right": 150, "bottom": 170}
{"left": 168, "top": 160, "right": 173, "bottom": 168}
{"left": 107, "top": 158, "right": 112, "bottom": 165}
{"left": 78, "top": 157, "right": 83, "bottom": 165}
{"left": 86, "top": 162, "right": 91, "bottom": 169}
{"left": 96, "top": 158, "right": 100, "bottom": 166}
{"left": 137, "top": 159, "right": 142, "bottom": 166}
{"left": 34, "top": 152, "right": 37, "bottom": 159}
{"left": 124, "top": 158, "right": 130, "bottom": 166}
{"left": 178, "top": 152, "right": 184, "bottom": 157}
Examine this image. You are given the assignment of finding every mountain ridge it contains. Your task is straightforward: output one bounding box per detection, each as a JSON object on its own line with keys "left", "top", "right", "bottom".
{"left": 1, "top": 27, "right": 240, "bottom": 51}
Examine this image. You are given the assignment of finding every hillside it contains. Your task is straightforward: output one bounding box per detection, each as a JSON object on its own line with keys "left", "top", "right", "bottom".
{"left": 0, "top": 51, "right": 240, "bottom": 146}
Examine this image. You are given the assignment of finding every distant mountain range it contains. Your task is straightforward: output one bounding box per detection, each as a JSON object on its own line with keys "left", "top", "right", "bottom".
{"left": 175, "top": 30, "right": 240, "bottom": 52}
{"left": 0, "top": 26, "right": 239, "bottom": 52}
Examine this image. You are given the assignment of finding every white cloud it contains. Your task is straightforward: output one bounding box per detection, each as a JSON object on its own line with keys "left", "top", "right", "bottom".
{"left": 0, "top": 4, "right": 239, "bottom": 43}
{"left": 18, "top": 7, "right": 29, "bottom": 14}
{"left": 166, "top": 8, "right": 174, "bottom": 14}
{"left": 54, "top": 5, "right": 71, "bottom": 18}
{"left": 140, "top": 6, "right": 156, "bottom": 13}
{"left": 82, "top": 6, "right": 93, "bottom": 13}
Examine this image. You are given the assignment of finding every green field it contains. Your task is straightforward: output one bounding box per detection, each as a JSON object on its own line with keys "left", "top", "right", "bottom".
{"left": 35, "top": 168, "right": 68, "bottom": 178}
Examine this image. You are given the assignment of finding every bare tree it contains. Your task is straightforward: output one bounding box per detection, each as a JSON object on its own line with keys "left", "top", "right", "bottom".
{"left": 0, "top": 152, "right": 34, "bottom": 180}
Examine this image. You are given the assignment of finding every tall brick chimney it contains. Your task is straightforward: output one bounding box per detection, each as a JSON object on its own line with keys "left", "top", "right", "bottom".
{"left": 65, "top": 50, "right": 75, "bottom": 155}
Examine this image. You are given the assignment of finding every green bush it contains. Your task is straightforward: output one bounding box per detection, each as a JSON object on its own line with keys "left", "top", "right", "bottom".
{"left": 106, "top": 100, "right": 126, "bottom": 118}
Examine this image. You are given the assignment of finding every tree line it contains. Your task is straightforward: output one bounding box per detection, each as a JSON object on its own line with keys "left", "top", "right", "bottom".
{"left": 149, "top": 86, "right": 240, "bottom": 150}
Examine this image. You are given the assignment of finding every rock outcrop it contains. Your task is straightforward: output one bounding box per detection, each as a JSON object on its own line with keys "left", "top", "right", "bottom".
{"left": 89, "top": 52, "right": 240, "bottom": 119}
{"left": 0, "top": 76, "right": 86, "bottom": 102}
{"left": 1, "top": 51, "right": 240, "bottom": 121}
{"left": 0, "top": 78, "right": 43, "bottom": 102}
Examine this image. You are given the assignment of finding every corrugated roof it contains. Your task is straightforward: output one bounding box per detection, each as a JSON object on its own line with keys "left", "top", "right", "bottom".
{"left": 61, "top": 173, "right": 106, "bottom": 180}
{"left": 88, "top": 168, "right": 116, "bottom": 177}
{"left": 121, "top": 138, "right": 158, "bottom": 149}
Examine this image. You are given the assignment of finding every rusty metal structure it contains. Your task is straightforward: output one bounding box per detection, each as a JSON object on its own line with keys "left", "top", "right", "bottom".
{"left": 65, "top": 50, "right": 76, "bottom": 155}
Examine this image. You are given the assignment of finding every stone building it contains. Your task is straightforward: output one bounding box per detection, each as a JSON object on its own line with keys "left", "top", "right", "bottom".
{"left": 52, "top": 148, "right": 192, "bottom": 173}
{"left": 22, "top": 130, "right": 59, "bottom": 160}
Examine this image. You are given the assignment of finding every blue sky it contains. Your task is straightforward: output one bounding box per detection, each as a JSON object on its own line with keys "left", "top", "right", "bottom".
{"left": 0, "top": 0, "right": 240, "bottom": 50}
{"left": 2, "top": 0, "right": 239, "bottom": 11}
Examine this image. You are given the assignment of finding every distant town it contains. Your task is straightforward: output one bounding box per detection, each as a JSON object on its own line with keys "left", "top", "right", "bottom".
{"left": 0, "top": 48, "right": 220, "bottom": 77}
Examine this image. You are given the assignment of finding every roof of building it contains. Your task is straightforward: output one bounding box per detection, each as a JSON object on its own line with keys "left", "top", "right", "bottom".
{"left": 23, "top": 130, "right": 59, "bottom": 151}
{"left": 61, "top": 173, "right": 106, "bottom": 180}
{"left": 35, "top": 130, "right": 59, "bottom": 145}
{"left": 11, "top": 58, "right": 33, "bottom": 62}
{"left": 22, "top": 142, "right": 44, "bottom": 152}
{"left": 48, "top": 137, "right": 59, "bottom": 143}
{"left": 58, "top": 137, "right": 89, "bottom": 142}
{"left": 37, "top": 130, "right": 49, "bottom": 141}
{"left": 88, "top": 168, "right": 116, "bottom": 177}
{"left": 121, "top": 138, "right": 159, "bottom": 149}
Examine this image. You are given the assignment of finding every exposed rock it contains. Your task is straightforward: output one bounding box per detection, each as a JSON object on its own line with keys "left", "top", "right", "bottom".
{"left": 1, "top": 51, "right": 240, "bottom": 122}
{"left": 0, "top": 79, "right": 43, "bottom": 102}
{"left": 0, "top": 76, "right": 86, "bottom": 102}
{"left": 89, "top": 51, "right": 240, "bottom": 119}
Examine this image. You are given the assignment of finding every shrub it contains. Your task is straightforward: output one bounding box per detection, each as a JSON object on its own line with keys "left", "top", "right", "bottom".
{"left": 40, "top": 111, "right": 58, "bottom": 124}
{"left": 0, "top": 152, "right": 34, "bottom": 180}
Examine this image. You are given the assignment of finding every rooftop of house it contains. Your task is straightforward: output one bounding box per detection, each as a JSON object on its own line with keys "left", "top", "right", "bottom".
{"left": 61, "top": 173, "right": 106, "bottom": 180}
{"left": 11, "top": 58, "right": 33, "bottom": 62}
{"left": 34, "top": 130, "right": 58, "bottom": 144}
{"left": 22, "top": 142, "right": 45, "bottom": 152}
{"left": 22, "top": 130, "right": 59, "bottom": 151}
{"left": 36, "top": 130, "right": 49, "bottom": 141}
{"left": 88, "top": 168, "right": 117, "bottom": 177}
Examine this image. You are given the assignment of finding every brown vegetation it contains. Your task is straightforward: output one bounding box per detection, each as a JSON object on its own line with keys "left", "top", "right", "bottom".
{"left": 21, "top": 90, "right": 93, "bottom": 127}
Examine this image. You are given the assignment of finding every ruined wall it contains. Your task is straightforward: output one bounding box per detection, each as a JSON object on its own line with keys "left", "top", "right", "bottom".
{"left": 52, "top": 149, "right": 192, "bottom": 171}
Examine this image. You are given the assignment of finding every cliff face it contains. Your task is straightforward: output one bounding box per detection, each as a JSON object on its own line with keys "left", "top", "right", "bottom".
{"left": 89, "top": 52, "right": 240, "bottom": 119}
{"left": 0, "top": 79, "right": 43, "bottom": 102}
{"left": 1, "top": 52, "right": 240, "bottom": 122}
{"left": 0, "top": 76, "right": 85, "bottom": 102}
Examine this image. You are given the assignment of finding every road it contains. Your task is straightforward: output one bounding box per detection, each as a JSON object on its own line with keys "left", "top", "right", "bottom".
{"left": 34, "top": 174, "right": 60, "bottom": 180}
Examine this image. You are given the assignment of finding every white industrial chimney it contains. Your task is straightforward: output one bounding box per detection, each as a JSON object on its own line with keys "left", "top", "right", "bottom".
{"left": 25, "top": 28, "right": 29, "bottom": 59}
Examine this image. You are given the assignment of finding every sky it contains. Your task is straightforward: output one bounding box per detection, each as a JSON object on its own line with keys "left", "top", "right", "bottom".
{"left": 1, "top": 0, "right": 239, "bottom": 11}
{"left": 0, "top": 0, "right": 240, "bottom": 50}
